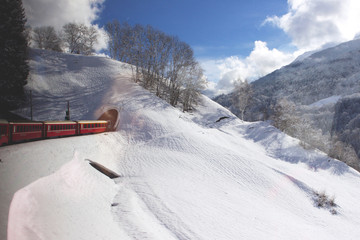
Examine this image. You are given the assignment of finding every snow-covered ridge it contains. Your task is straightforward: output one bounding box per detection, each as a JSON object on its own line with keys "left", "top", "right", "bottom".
{"left": 308, "top": 95, "right": 341, "bottom": 108}
{"left": 1, "top": 49, "right": 360, "bottom": 240}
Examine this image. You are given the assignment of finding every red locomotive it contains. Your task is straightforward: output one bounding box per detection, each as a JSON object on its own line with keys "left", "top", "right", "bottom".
{"left": 0, "top": 120, "right": 108, "bottom": 146}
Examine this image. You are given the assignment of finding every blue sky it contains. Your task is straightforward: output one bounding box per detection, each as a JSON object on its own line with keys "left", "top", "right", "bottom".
{"left": 96, "top": 0, "right": 290, "bottom": 59}
{"left": 23, "top": 0, "right": 360, "bottom": 96}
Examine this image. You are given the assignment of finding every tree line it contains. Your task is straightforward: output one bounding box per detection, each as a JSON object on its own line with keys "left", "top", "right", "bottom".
{"left": 29, "top": 23, "right": 98, "bottom": 55}
{"left": 0, "top": 0, "right": 29, "bottom": 111}
{"left": 105, "top": 21, "right": 206, "bottom": 111}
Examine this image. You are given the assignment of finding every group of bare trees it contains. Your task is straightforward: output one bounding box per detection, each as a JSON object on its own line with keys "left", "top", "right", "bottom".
{"left": 231, "top": 80, "right": 359, "bottom": 170}
{"left": 232, "top": 80, "right": 253, "bottom": 121}
{"left": 270, "top": 98, "right": 359, "bottom": 171}
{"left": 30, "top": 23, "right": 98, "bottom": 55}
{"left": 105, "top": 21, "right": 206, "bottom": 111}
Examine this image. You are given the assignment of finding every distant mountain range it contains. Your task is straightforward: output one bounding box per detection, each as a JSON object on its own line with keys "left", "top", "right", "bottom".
{"left": 214, "top": 39, "right": 360, "bottom": 169}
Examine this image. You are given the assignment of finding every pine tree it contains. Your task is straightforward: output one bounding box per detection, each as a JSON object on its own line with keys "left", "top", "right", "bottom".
{"left": 0, "top": 0, "right": 29, "bottom": 111}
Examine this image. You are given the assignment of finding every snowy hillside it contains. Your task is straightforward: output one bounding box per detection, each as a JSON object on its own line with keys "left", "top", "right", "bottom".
{"left": 1, "top": 49, "right": 360, "bottom": 240}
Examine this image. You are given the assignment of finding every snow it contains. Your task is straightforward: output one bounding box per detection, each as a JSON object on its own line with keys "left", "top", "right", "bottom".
{"left": 1, "top": 49, "right": 360, "bottom": 240}
{"left": 308, "top": 95, "right": 341, "bottom": 108}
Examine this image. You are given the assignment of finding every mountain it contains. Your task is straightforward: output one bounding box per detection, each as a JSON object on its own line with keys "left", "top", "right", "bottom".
{"left": 214, "top": 39, "right": 360, "bottom": 167}
{"left": 1, "top": 49, "right": 360, "bottom": 240}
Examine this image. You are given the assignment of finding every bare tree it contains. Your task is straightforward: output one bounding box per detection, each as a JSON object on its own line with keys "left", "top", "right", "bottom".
{"left": 232, "top": 79, "right": 253, "bottom": 120}
{"left": 85, "top": 25, "right": 98, "bottom": 55}
{"left": 181, "top": 63, "right": 206, "bottom": 111}
{"left": 271, "top": 98, "right": 300, "bottom": 135}
{"left": 62, "top": 23, "right": 98, "bottom": 55}
{"left": 329, "top": 139, "right": 360, "bottom": 171}
{"left": 33, "top": 26, "right": 62, "bottom": 52}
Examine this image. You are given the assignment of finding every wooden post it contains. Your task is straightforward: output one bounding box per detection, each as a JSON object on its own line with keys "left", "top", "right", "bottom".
{"left": 30, "top": 90, "right": 33, "bottom": 121}
{"left": 65, "top": 101, "right": 70, "bottom": 120}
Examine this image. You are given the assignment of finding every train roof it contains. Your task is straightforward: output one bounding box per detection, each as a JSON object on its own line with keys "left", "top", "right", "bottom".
{"left": 0, "top": 119, "right": 8, "bottom": 124}
{"left": 8, "top": 121, "right": 43, "bottom": 125}
{"left": 77, "top": 120, "right": 108, "bottom": 124}
{"left": 43, "top": 121, "right": 77, "bottom": 124}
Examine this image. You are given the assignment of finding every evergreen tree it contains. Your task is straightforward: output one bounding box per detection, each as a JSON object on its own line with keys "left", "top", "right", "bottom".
{"left": 0, "top": 0, "right": 29, "bottom": 111}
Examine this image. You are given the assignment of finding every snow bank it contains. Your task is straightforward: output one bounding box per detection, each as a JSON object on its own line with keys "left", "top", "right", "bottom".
{"left": 8, "top": 153, "right": 128, "bottom": 240}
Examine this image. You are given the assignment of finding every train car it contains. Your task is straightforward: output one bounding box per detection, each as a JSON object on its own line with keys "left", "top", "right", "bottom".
{"left": 0, "top": 119, "right": 9, "bottom": 146}
{"left": 44, "top": 121, "right": 77, "bottom": 138}
{"left": 9, "top": 121, "right": 44, "bottom": 143}
{"left": 77, "top": 120, "right": 108, "bottom": 135}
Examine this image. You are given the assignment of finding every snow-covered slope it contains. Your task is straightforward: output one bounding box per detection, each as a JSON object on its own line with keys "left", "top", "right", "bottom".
{"left": 1, "top": 49, "right": 360, "bottom": 240}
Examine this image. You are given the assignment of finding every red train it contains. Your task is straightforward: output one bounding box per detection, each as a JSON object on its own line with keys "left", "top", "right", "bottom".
{"left": 0, "top": 120, "right": 108, "bottom": 146}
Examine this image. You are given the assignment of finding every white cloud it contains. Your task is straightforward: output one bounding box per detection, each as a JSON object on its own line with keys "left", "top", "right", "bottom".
{"left": 200, "top": 41, "right": 296, "bottom": 97}
{"left": 202, "top": 0, "right": 360, "bottom": 97}
{"left": 265, "top": 0, "right": 360, "bottom": 51}
{"left": 23, "top": 0, "right": 107, "bottom": 51}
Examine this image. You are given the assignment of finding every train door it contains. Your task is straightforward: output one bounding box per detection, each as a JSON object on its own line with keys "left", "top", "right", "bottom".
{"left": 0, "top": 124, "right": 9, "bottom": 146}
